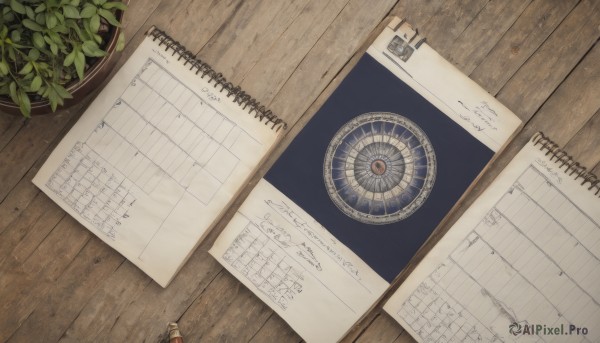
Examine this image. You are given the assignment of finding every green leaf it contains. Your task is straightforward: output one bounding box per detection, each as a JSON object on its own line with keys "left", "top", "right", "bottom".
{"left": 46, "top": 13, "right": 58, "bottom": 29}
{"left": 0, "top": 26, "right": 7, "bottom": 39}
{"left": 0, "top": 60, "right": 8, "bottom": 75}
{"left": 102, "top": 2, "right": 127, "bottom": 10}
{"left": 93, "top": 33, "right": 102, "bottom": 44}
{"left": 89, "top": 13, "right": 100, "bottom": 32}
{"left": 10, "top": 0, "right": 26, "bottom": 14}
{"left": 32, "top": 32, "right": 45, "bottom": 48}
{"left": 62, "top": 5, "right": 80, "bottom": 18}
{"left": 74, "top": 50, "right": 85, "bottom": 80}
{"left": 35, "top": 13, "right": 45, "bottom": 26}
{"left": 30, "top": 75, "right": 42, "bottom": 92}
{"left": 18, "top": 62, "right": 33, "bottom": 75}
{"left": 82, "top": 40, "right": 106, "bottom": 57}
{"left": 25, "top": 6, "right": 35, "bottom": 20}
{"left": 48, "top": 89, "right": 59, "bottom": 111}
{"left": 10, "top": 29, "right": 20, "bottom": 42}
{"left": 7, "top": 46, "right": 16, "bottom": 61}
{"left": 28, "top": 48, "right": 40, "bottom": 61}
{"left": 80, "top": 4, "right": 96, "bottom": 18}
{"left": 92, "top": 0, "right": 107, "bottom": 5}
{"left": 97, "top": 8, "right": 120, "bottom": 26}
{"left": 70, "top": 0, "right": 80, "bottom": 6}
{"left": 23, "top": 19, "right": 44, "bottom": 31}
{"left": 55, "top": 11, "right": 64, "bottom": 23}
{"left": 50, "top": 42, "right": 58, "bottom": 55}
{"left": 8, "top": 81, "right": 18, "bottom": 105}
{"left": 35, "top": 4, "right": 47, "bottom": 13}
{"left": 63, "top": 50, "right": 75, "bottom": 66}
{"left": 53, "top": 83, "right": 72, "bottom": 99}
{"left": 116, "top": 31, "right": 125, "bottom": 51}
{"left": 18, "top": 89, "right": 31, "bottom": 117}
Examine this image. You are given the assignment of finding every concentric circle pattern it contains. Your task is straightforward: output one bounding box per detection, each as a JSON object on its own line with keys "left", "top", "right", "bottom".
{"left": 323, "top": 112, "right": 436, "bottom": 224}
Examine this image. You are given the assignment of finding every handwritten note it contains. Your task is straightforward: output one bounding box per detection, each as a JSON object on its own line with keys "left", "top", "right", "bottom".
{"left": 385, "top": 139, "right": 600, "bottom": 342}
{"left": 210, "top": 179, "right": 389, "bottom": 343}
{"left": 33, "top": 36, "right": 278, "bottom": 287}
{"left": 368, "top": 18, "right": 521, "bottom": 152}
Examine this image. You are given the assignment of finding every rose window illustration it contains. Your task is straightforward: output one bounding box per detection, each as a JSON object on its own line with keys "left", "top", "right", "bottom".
{"left": 323, "top": 112, "right": 436, "bottom": 224}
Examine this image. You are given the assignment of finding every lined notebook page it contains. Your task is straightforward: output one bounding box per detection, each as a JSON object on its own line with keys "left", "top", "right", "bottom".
{"left": 33, "top": 34, "right": 279, "bottom": 287}
{"left": 384, "top": 137, "right": 600, "bottom": 342}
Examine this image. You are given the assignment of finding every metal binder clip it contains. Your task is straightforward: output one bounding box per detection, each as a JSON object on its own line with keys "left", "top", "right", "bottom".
{"left": 386, "top": 18, "right": 426, "bottom": 62}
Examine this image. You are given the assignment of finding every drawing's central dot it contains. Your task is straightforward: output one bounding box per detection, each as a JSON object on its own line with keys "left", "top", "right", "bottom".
{"left": 371, "top": 159, "right": 387, "bottom": 175}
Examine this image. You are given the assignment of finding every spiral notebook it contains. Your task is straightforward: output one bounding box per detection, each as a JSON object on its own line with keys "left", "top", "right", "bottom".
{"left": 209, "top": 18, "right": 521, "bottom": 342}
{"left": 384, "top": 133, "right": 600, "bottom": 342}
{"left": 32, "top": 28, "right": 286, "bottom": 287}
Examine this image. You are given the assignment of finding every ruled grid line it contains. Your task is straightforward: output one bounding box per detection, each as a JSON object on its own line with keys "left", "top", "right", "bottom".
{"left": 398, "top": 165, "right": 599, "bottom": 343}
{"left": 45, "top": 58, "right": 263, "bottom": 250}
{"left": 222, "top": 213, "right": 358, "bottom": 314}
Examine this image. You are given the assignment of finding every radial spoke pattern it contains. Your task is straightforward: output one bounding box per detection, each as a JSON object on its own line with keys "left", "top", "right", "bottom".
{"left": 323, "top": 112, "right": 436, "bottom": 224}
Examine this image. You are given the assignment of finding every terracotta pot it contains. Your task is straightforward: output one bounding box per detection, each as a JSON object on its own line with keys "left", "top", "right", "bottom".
{"left": 0, "top": 10, "right": 125, "bottom": 116}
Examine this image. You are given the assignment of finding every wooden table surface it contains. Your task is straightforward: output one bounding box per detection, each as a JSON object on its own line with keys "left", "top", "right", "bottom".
{"left": 1, "top": 0, "right": 599, "bottom": 342}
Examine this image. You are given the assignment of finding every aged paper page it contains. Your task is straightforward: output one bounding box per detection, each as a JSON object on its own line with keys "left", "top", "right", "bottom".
{"left": 368, "top": 18, "right": 521, "bottom": 153}
{"left": 33, "top": 35, "right": 279, "bottom": 287}
{"left": 210, "top": 179, "right": 389, "bottom": 342}
{"left": 385, "top": 138, "right": 600, "bottom": 342}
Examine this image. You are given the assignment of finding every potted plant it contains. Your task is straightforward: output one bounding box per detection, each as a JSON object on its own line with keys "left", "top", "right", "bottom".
{"left": 0, "top": 0, "right": 127, "bottom": 117}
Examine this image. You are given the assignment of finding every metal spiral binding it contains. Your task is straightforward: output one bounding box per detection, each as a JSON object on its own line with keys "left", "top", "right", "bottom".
{"left": 147, "top": 28, "right": 287, "bottom": 132}
{"left": 532, "top": 132, "right": 600, "bottom": 196}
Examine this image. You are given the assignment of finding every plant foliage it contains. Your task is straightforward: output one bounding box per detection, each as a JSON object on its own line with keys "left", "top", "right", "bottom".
{"left": 0, "top": 0, "right": 127, "bottom": 117}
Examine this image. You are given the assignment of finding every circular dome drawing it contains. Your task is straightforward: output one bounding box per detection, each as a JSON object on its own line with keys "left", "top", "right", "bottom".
{"left": 323, "top": 112, "right": 436, "bottom": 225}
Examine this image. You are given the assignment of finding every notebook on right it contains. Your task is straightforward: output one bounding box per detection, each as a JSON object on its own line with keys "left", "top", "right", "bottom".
{"left": 384, "top": 132, "right": 600, "bottom": 342}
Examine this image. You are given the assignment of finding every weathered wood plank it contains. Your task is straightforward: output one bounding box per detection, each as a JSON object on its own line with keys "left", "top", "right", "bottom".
{"left": 563, "top": 109, "right": 600, "bottom": 170}
{"left": 7, "top": 239, "right": 123, "bottom": 343}
{"left": 248, "top": 314, "right": 301, "bottom": 343}
{"left": 269, "top": 0, "right": 397, "bottom": 122}
{"left": 392, "top": 330, "right": 417, "bottom": 343}
{"left": 177, "top": 270, "right": 273, "bottom": 342}
{"left": 0, "top": 216, "right": 91, "bottom": 342}
{"left": 524, "top": 42, "right": 600, "bottom": 147}
{"left": 154, "top": 0, "right": 244, "bottom": 52}
{"left": 0, "top": 142, "right": 60, "bottom": 237}
{"left": 470, "top": 0, "right": 579, "bottom": 94}
{"left": 496, "top": 0, "right": 600, "bottom": 120}
{"left": 0, "top": 192, "right": 65, "bottom": 267}
{"left": 93, "top": 246, "right": 221, "bottom": 342}
{"left": 446, "top": 0, "right": 532, "bottom": 74}
{"left": 240, "top": 0, "right": 350, "bottom": 104}
{"left": 413, "top": 0, "right": 490, "bottom": 56}
{"left": 0, "top": 116, "right": 25, "bottom": 152}
{"left": 199, "top": 0, "right": 310, "bottom": 86}
{"left": 0, "top": 109, "right": 81, "bottom": 203}
{"left": 355, "top": 313, "right": 404, "bottom": 343}
{"left": 389, "top": 0, "right": 445, "bottom": 27}
{"left": 57, "top": 262, "right": 151, "bottom": 343}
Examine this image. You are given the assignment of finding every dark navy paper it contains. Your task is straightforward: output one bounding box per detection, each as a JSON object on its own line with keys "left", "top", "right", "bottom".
{"left": 266, "top": 54, "right": 493, "bottom": 283}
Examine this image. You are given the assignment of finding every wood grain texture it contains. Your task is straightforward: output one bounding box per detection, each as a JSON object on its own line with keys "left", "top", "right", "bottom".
{"left": 0, "top": 1, "right": 598, "bottom": 342}
{"left": 0, "top": 116, "right": 24, "bottom": 152}
{"left": 470, "top": 0, "right": 580, "bottom": 94}
{"left": 354, "top": 313, "right": 404, "bottom": 343}
{"left": 496, "top": 0, "right": 600, "bottom": 120}
{"left": 525, "top": 42, "right": 600, "bottom": 147}
{"left": 564, "top": 109, "right": 600, "bottom": 169}
{"left": 248, "top": 314, "right": 301, "bottom": 343}
{"left": 240, "top": 0, "right": 350, "bottom": 104}
{"left": 269, "top": 0, "right": 397, "bottom": 122}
